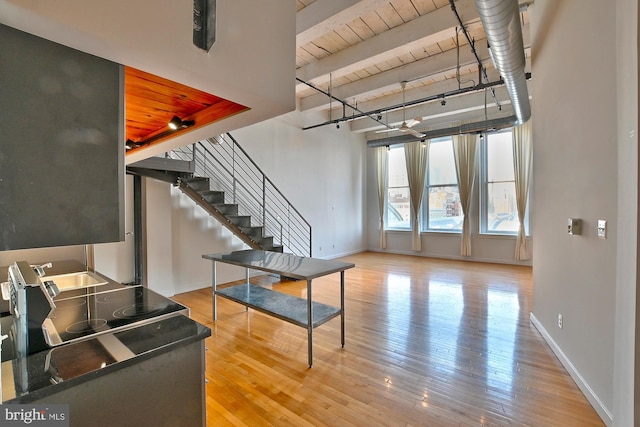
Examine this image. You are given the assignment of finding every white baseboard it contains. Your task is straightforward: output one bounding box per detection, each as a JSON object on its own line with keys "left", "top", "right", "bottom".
{"left": 529, "top": 313, "right": 612, "bottom": 426}
{"left": 365, "top": 247, "right": 533, "bottom": 266}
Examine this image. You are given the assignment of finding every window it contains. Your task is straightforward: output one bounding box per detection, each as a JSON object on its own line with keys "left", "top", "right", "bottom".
{"left": 384, "top": 130, "right": 527, "bottom": 236}
{"left": 386, "top": 145, "right": 410, "bottom": 230}
{"left": 422, "top": 139, "right": 462, "bottom": 231}
{"left": 481, "top": 130, "right": 522, "bottom": 234}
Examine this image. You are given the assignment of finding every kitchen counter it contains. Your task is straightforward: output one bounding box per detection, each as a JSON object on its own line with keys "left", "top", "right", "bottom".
{"left": 2, "top": 314, "right": 210, "bottom": 403}
{"left": 0, "top": 261, "right": 211, "bottom": 426}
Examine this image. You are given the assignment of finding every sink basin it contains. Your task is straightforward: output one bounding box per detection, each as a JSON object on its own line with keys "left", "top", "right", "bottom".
{"left": 43, "top": 271, "right": 109, "bottom": 291}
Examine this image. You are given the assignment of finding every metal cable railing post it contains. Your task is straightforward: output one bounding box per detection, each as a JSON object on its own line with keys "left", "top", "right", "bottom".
{"left": 262, "top": 177, "right": 266, "bottom": 236}
{"left": 231, "top": 138, "right": 237, "bottom": 204}
{"left": 287, "top": 207, "right": 291, "bottom": 254}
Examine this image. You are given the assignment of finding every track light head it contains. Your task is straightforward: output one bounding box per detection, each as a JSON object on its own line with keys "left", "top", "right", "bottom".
{"left": 168, "top": 116, "right": 182, "bottom": 130}
{"left": 168, "top": 116, "right": 195, "bottom": 130}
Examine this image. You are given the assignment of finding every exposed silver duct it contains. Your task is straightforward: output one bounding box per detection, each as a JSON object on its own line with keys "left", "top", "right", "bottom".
{"left": 475, "top": 0, "right": 530, "bottom": 124}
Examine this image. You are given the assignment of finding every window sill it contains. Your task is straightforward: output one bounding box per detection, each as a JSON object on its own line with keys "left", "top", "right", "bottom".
{"left": 423, "top": 230, "right": 462, "bottom": 236}
{"left": 478, "top": 233, "right": 531, "bottom": 240}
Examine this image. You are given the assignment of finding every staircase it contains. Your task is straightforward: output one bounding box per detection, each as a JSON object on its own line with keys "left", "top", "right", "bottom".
{"left": 179, "top": 175, "right": 283, "bottom": 252}
{"left": 129, "top": 133, "right": 312, "bottom": 257}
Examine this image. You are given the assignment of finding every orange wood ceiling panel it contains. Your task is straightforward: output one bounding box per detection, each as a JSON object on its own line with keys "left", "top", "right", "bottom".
{"left": 125, "top": 66, "right": 249, "bottom": 150}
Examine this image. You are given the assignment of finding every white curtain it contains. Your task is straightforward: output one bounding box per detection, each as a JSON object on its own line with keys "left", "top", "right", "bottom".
{"left": 452, "top": 133, "right": 479, "bottom": 256}
{"left": 404, "top": 141, "right": 429, "bottom": 251}
{"left": 375, "top": 146, "right": 388, "bottom": 249}
{"left": 513, "top": 120, "right": 533, "bottom": 260}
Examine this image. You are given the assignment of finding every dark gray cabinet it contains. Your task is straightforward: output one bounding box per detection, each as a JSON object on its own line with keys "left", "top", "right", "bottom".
{"left": 0, "top": 24, "right": 124, "bottom": 250}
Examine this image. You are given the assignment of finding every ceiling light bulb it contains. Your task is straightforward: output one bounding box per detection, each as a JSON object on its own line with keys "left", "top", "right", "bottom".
{"left": 168, "top": 116, "right": 182, "bottom": 130}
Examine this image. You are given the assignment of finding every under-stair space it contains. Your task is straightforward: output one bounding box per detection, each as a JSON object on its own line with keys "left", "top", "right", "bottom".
{"left": 127, "top": 133, "right": 312, "bottom": 257}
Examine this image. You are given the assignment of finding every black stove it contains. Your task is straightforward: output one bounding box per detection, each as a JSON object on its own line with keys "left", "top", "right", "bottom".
{"left": 42, "top": 286, "right": 188, "bottom": 347}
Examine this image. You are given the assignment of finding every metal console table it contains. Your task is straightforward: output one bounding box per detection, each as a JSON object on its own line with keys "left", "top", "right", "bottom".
{"left": 202, "top": 250, "right": 355, "bottom": 367}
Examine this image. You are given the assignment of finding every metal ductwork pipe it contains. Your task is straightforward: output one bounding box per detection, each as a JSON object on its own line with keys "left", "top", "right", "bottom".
{"left": 475, "top": 0, "right": 530, "bottom": 124}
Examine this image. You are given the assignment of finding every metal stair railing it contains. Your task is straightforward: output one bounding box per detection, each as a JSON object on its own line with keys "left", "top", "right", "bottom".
{"left": 168, "top": 133, "right": 312, "bottom": 257}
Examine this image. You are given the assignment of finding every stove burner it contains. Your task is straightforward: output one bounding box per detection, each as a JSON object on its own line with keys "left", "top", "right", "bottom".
{"left": 46, "top": 286, "right": 187, "bottom": 347}
{"left": 112, "top": 303, "right": 166, "bottom": 319}
{"left": 96, "top": 288, "right": 144, "bottom": 303}
{"left": 65, "top": 318, "right": 108, "bottom": 334}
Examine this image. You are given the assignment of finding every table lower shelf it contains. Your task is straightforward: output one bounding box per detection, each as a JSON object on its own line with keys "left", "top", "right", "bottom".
{"left": 215, "top": 283, "right": 341, "bottom": 329}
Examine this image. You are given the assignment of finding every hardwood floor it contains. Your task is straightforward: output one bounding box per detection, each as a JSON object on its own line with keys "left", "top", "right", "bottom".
{"left": 173, "top": 252, "right": 604, "bottom": 427}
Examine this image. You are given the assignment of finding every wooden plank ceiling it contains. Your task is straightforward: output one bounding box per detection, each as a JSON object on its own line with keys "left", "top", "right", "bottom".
{"left": 294, "top": 0, "right": 531, "bottom": 139}
{"left": 124, "top": 66, "right": 249, "bottom": 153}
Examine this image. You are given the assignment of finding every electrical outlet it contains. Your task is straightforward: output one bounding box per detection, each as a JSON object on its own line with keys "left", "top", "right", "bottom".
{"left": 558, "top": 314, "right": 563, "bottom": 329}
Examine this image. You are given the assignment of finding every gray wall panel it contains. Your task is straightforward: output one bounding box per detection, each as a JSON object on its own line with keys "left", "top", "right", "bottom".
{"left": 0, "top": 24, "right": 124, "bottom": 250}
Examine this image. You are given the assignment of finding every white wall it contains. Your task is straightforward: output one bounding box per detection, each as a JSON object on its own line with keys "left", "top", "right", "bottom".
{"left": 364, "top": 144, "right": 532, "bottom": 265}
{"left": 143, "top": 178, "right": 246, "bottom": 297}
{"left": 613, "top": 0, "right": 639, "bottom": 425}
{"left": 93, "top": 175, "right": 135, "bottom": 283}
{"left": 530, "top": 1, "right": 619, "bottom": 423}
{"left": 231, "top": 110, "right": 368, "bottom": 260}
{"left": 0, "top": 0, "right": 297, "bottom": 163}
{"left": 0, "top": 246, "right": 85, "bottom": 268}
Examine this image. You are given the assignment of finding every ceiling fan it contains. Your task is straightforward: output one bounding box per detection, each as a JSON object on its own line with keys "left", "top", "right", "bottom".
{"left": 379, "top": 81, "right": 425, "bottom": 138}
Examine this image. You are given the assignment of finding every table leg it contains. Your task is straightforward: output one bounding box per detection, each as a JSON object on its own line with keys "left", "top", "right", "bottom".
{"left": 212, "top": 261, "right": 217, "bottom": 322}
{"left": 307, "top": 279, "right": 313, "bottom": 368}
{"left": 245, "top": 268, "right": 250, "bottom": 312}
{"left": 340, "top": 270, "right": 345, "bottom": 348}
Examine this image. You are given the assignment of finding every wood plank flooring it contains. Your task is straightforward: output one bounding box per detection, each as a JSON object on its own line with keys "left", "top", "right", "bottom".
{"left": 173, "top": 252, "right": 604, "bottom": 427}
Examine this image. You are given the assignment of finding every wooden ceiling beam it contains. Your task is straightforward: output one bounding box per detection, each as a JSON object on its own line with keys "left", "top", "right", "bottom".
{"left": 296, "top": 0, "right": 389, "bottom": 46}
{"left": 295, "top": 0, "right": 479, "bottom": 85}
{"left": 299, "top": 39, "right": 491, "bottom": 112}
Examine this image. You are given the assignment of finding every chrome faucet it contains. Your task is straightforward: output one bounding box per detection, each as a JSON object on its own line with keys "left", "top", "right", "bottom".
{"left": 31, "top": 263, "right": 52, "bottom": 277}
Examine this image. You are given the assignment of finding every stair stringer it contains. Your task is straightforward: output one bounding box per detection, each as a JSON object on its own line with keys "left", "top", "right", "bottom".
{"left": 177, "top": 179, "right": 283, "bottom": 253}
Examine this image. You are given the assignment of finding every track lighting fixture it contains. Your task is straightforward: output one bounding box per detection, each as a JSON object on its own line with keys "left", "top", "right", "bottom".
{"left": 125, "top": 139, "right": 142, "bottom": 150}
{"left": 168, "top": 116, "right": 181, "bottom": 130}
{"left": 126, "top": 115, "right": 197, "bottom": 152}
{"left": 168, "top": 116, "right": 195, "bottom": 130}
{"left": 441, "top": 96, "right": 446, "bottom": 106}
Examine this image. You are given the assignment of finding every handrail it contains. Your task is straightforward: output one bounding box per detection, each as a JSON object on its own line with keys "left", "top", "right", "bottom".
{"left": 168, "top": 133, "right": 312, "bottom": 257}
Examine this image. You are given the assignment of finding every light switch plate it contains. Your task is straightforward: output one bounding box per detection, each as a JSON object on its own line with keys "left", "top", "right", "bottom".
{"left": 568, "top": 218, "right": 581, "bottom": 235}
{"left": 597, "top": 220, "right": 607, "bottom": 239}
